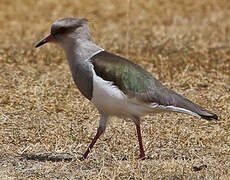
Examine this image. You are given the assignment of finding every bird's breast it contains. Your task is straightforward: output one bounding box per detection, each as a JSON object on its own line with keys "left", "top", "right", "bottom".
{"left": 91, "top": 71, "right": 153, "bottom": 117}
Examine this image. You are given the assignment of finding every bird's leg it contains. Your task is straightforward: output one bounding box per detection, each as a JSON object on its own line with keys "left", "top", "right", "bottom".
{"left": 82, "top": 126, "right": 104, "bottom": 159}
{"left": 133, "top": 116, "right": 145, "bottom": 160}
{"left": 81, "top": 114, "right": 108, "bottom": 160}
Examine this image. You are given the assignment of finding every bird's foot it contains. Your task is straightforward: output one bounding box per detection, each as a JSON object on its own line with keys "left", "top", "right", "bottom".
{"left": 78, "top": 154, "right": 88, "bottom": 161}
{"left": 137, "top": 153, "right": 145, "bottom": 160}
{"left": 79, "top": 156, "right": 85, "bottom": 161}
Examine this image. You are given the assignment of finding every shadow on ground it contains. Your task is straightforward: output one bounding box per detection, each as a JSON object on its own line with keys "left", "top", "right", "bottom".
{"left": 0, "top": 152, "right": 207, "bottom": 172}
{"left": 20, "top": 153, "right": 74, "bottom": 162}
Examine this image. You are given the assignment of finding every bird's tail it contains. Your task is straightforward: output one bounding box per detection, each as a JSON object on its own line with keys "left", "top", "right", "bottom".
{"left": 159, "top": 89, "right": 218, "bottom": 120}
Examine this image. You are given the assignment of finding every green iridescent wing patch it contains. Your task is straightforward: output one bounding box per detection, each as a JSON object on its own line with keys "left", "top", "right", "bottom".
{"left": 91, "top": 51, "right": 165, "bottom": 103}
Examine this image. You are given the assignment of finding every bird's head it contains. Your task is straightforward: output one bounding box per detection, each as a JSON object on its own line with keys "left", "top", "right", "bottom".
{"left": 35, "top": 17, "right": 92, "bottom": 49}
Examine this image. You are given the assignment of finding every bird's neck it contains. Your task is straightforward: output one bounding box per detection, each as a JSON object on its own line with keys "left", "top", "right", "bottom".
{"left": 60, "top": 39, "right": 104, "bottom": 100}
{"left": 63, "top": 39, "right": 103, "bottom": 66}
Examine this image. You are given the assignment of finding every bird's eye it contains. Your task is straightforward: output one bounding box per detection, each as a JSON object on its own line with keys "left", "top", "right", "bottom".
{"left": 58, "top": 27, "right": 67, "bottom": 34}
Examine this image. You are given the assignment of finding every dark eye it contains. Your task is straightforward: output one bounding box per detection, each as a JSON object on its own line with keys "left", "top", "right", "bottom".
{"left": 58, "top": 27, "right": 67, "bottom": 34}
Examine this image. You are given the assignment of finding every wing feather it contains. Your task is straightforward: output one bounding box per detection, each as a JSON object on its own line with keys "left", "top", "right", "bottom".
{"left": 91, "top": 51, "right": 217, "bottom": 120}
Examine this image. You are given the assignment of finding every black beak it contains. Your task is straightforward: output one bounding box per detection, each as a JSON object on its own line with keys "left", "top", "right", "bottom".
{"left": 35, "top": 34, "right": 53, "bottom": 48}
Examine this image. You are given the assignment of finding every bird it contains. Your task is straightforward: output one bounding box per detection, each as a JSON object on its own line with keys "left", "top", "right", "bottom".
{"left": 35, "top": 17, "right": 218, "bottom": 160}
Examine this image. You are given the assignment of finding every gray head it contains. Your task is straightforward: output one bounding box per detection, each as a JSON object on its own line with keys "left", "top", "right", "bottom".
{"left": 35, "top": 17, "right": 92, "bottom": 48}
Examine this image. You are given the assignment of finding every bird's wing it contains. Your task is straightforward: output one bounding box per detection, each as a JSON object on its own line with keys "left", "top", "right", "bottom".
{"left": 91, "top": 51, "right": 186, "bottom": 106}
{"left": 91, "top": 51, "right": 165, "bottom": 103}
{"left": 91, "top": 51, "right": 217, "bottom": 120}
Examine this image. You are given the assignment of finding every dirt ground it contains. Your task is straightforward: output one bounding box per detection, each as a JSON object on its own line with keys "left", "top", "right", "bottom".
{"left": 0, "top": 0, "right": 229, "bottom": 179}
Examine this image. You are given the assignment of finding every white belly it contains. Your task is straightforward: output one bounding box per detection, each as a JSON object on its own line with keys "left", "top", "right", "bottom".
{"left": 90, "top": 68, "right": 200, "bottom": 119}
{"left": 91, "top": 72, "right": 152, "bottom": 117}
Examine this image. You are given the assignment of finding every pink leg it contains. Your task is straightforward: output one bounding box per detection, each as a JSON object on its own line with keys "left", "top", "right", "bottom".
{"left": 82, "top": 127, "right": 105, "bottom": 160}
{"left": 135, "top": 119, "right": 145, "bottom": 159}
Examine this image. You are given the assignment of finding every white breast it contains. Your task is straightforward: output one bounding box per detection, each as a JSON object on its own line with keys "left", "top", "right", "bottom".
{"left": 90, "top": 67, "right": 201, "bottom": 119}
{"left": 91, "top": 69, "right": 152, "bottom": 117}
{"left": 91, "top": 70, "right": 127, "bottom": 115}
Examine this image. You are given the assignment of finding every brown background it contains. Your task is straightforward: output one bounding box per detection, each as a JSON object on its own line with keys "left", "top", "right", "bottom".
{"left": 0, "top": 0, "right": 229, "bottom": 179}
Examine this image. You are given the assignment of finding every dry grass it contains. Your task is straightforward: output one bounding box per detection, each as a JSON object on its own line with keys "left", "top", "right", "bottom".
{"left": 0, "top": 0, "right": 230, "bottom": 179}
